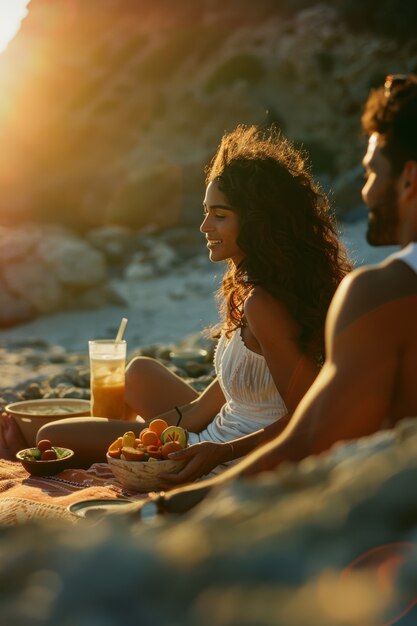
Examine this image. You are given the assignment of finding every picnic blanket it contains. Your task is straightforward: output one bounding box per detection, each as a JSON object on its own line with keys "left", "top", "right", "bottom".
{"left": 0, "top": 459, "right": 145, "bottom": 525}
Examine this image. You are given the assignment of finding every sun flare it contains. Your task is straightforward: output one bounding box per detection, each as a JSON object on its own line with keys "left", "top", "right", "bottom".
{"left": 0, "top": 0, "right": 30, "bottom": 54}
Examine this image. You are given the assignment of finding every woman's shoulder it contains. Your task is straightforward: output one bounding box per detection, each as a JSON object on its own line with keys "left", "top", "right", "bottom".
{"left": 244, "top": 285, "right": 286, "bottom": 312}
{"left": 244, "top": 286, "right": 297, "bottom": 334}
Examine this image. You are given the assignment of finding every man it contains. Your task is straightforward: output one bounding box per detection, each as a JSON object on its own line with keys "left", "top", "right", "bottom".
{"left": 150, "top": 73, "right": 417, "bottom": 515}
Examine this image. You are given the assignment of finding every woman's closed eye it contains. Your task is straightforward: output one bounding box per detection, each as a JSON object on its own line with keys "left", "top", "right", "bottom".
{"left": 202, "top": 207, "right": 227, "bottom": 219}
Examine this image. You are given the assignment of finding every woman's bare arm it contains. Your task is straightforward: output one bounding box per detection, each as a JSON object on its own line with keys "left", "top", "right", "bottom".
{"left": 147, "top": 377, "right": 226, "bottom": 433}
{"left": 161, "top": 289, "right": 320, "bottom": 483}
{"left": 244, "top": 287, "right": 319, "bottom": 413}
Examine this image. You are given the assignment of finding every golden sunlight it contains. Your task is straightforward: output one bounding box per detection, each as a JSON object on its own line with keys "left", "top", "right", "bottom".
{"left": 0, "top": 0, "right": 30, "bottom": 54}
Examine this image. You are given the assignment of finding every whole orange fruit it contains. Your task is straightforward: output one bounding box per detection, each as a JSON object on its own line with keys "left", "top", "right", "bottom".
{"left": 148, "top": 418, "right": 169, "bottom": 437}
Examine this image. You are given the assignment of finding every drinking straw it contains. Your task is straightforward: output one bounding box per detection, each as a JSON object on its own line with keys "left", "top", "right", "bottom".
{"left": 115, "top": 317, "right": 128, "bottom": 344}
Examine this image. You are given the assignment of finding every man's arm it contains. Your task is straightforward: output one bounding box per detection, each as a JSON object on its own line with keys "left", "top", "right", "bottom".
{"left": 158, "top": 414, "right": 292, "bottom": 484}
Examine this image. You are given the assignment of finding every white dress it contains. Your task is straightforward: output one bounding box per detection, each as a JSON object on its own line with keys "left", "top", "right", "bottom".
{"left": 188, "top": 327, "right": 288, "bottom": 474}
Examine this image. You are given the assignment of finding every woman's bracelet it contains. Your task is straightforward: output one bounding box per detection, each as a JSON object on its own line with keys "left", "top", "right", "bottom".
{"left": 174, "top": 406, "right": 183, "bottom": 426}
{"left": 227, "top": 441, "right": 235, "bottom": 460}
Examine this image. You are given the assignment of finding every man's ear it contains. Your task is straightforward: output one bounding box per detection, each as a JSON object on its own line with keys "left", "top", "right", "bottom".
{"left": 400, "top": 160, "right": 417, "bottom": 198}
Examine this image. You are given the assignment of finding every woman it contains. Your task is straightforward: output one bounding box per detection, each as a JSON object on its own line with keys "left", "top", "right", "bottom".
{"left": 36, "top": 125, "right": 351, "bottom": 475}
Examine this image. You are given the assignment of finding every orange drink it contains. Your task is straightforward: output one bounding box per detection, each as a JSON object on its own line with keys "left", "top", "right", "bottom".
{"left": 89, "top": 340, "right": 126, "bottom": 420}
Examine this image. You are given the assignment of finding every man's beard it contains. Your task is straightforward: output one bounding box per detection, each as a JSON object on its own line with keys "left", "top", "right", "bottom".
{"left": 366, "top": 186, "right": 400, "bottom": 246}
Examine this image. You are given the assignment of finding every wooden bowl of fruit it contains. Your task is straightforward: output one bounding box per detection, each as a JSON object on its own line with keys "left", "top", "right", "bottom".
{"left": 16, "top": 439, "right": 75, "bottom": 477}
{"left": 106, "top": 419, "right": 188, "bottom": 492}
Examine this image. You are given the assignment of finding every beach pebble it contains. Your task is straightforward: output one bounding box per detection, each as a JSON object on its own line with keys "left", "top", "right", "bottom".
{"left": 22, "top": 383, "right": 42, "bottom": 400}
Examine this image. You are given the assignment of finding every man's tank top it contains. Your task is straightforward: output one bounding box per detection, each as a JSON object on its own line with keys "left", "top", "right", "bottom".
{"left": 387, "top": 241, "right": 417, "bottom": 272}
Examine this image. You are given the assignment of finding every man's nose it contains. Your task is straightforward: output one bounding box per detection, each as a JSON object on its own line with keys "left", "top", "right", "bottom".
{"left": 361, "top": 185, "right": 368, "bottom": 206}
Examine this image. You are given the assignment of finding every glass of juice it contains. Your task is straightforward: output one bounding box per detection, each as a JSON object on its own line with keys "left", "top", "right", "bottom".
{"left": 88, "top": 339, "right": 127, "bottom": 420}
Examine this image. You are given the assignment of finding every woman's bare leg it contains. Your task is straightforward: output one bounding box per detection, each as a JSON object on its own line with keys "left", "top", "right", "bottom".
{"left": 37, "top": 417, "right": 137, "bottom": 468}
{"left": 124, "top": 356, "right": 199, "bottom": 420}
{"left": 37, "top": 357, "right": 199, "bottom": 468}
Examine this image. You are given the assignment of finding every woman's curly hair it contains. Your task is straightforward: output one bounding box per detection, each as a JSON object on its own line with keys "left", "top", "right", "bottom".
{"left": 205, "top": 125, "right": 352, "bottom": 361}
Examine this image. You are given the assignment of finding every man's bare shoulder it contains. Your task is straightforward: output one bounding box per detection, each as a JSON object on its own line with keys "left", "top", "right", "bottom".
{"left": 328, "top": 256, "right": 417, "bottom": 337}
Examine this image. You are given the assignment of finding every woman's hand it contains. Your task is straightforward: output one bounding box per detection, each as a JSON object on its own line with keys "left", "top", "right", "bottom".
{"left": 158, "top": 441, "right": 230, "bottom": 484}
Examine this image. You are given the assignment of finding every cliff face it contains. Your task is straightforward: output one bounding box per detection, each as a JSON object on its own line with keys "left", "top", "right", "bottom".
{"left": 0, "top": 1, "right": 415, "bottom": 230}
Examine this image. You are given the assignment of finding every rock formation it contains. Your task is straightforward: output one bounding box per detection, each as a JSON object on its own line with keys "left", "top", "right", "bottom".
{"left": 0, "top": 1, "right": 415, "bottom": 232}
